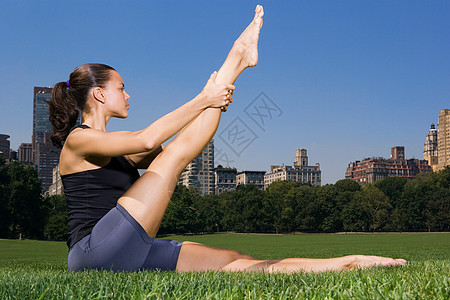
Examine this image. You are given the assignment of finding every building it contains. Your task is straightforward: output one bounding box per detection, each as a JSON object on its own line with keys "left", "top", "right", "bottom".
{"left": 345, "top": 146, "right": 432, "bottom": 185}
{"left": 264, "top": 148, "right": 321, "bottom": 189}
{"left": 214, "top": 166, "right": 237, "bottom": 194}
{"left": 32, "top": 87, "right": 57, "bottom": 192}
{"left": 214, "top": 167, "right": 266, "bottom": 194}
{"left": 18, "top": 143, "right": 33, "bottom": 165}
{"left": 9, "top": 150, "right": 18, "bottom": 161}
{"left": 423, "top": 124, "right": 438, "bottom": 168}
{"left": 32, "top": 87, "right": 59, "bottom": 193}
{"left": 237, "top": 170, "right": 266, "bottom": 190}
{"left": 178, "top": 139, "right": 215, "bottom": 195}
{"left": 0, "top": 134, "right": 10, "bottom": 160}
{"left": 32, "top": 87, "right": 53, "bottom": 163}
{"left": 48, "top": 164, "right": 64, "bottom": 196}
{"left": 436, "top": 109, "right": 450, "bottom": 171}
{"left": 36, "top": 132, "right": 61, "bottom": 193}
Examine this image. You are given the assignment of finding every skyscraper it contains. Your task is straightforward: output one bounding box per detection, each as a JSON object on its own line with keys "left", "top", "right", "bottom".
{"left": 32, "top": 86, "right": 53, "bottom": 163}
{"left": 436, "top": 109, "right": 450, "bottom": 171}
{"left": 423, "top": 124, "right": 438, "bottom": 168}
{"left": 32, "top": 87, "right": 57, "bottom": 193}
{"left": 178, "top": 139, "right": 215, "bottom": 195}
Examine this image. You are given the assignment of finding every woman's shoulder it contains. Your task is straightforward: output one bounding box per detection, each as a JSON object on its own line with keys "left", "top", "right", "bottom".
{"left": 60, "top": 125, "right": 109, "bottom": 175}
{"left": 63, "top": 125, "right": 88, "bottom": 150}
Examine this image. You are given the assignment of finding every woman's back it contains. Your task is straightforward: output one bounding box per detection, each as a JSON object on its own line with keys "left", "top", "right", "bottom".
{"left": 62, "top": 127, "right": 140, "bottom": 248}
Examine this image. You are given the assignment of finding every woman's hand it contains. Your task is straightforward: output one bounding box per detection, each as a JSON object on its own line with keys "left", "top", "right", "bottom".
{"left": 200, "top": 71, "right": 235, "bottom": 111}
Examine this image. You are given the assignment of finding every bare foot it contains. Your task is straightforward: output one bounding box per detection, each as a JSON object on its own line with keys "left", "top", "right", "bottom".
{"left": 233, "top": 5, "right": 264, "bottom": 69}
{"left": 347, "top": 255, "right": 407, "bottom": 270}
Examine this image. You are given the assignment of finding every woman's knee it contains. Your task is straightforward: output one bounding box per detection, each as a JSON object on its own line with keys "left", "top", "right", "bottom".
{"left": 146, "top": 144, "right": 191, "bottom": 176}
{"left": 220, "top": 248, "right": 254, "bottom": 264}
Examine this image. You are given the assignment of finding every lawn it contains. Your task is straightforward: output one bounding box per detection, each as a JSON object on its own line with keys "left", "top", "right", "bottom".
{"left": 0, "top": 233, "right": 449, "bottom": 299}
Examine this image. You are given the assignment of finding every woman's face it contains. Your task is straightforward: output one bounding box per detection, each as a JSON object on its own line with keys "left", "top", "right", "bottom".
{"left": 103, "top": 70, "right": 131, "bottom": 118}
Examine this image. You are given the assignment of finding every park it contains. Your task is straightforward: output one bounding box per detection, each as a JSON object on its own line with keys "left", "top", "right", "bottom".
{"left": 1, "top": 232, "right": 449, "bottom": 298}
{"left": 1, "top": 160, "right": 449, "bottom": 297}
{"left": 1, "top": 1, "right": 450, "bottom": 298}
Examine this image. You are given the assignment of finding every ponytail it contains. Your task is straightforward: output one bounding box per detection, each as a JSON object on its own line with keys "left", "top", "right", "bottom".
{"left": 48, "top": 63, "right": 116, "bottom": 148}
{"left": 48, "top": 81, "right": 80, "bottom": 148}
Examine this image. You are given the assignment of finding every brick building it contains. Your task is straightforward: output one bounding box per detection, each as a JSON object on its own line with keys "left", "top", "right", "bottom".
{"left": 346, "top": 146, "right": 432, "bottom": 185}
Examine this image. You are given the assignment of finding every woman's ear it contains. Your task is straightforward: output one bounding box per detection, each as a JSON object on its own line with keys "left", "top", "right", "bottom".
{"left": 92, "top": 87, "right": 106, "bottom": 104}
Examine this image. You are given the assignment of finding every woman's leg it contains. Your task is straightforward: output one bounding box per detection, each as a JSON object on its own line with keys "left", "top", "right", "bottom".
{"left": 169, "top": 6, "right": 405, "bottom": 273}
{"left": 115, "top": 5, "right": 406, "bottom": 273}
{"left": 117, "top": 6, "right": 264, "bottom": 237}
{"left": 176, "top": 242, "right": 406, "bottom": 273}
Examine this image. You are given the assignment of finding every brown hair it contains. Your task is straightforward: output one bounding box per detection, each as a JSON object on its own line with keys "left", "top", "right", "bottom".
{"left": 48, "top": 63, "right": 116, "bottom": 148}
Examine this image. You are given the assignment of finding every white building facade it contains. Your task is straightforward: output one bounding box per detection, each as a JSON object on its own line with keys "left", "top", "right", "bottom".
{"left": 264, "top": 149, "right": 321, "bottom": 189}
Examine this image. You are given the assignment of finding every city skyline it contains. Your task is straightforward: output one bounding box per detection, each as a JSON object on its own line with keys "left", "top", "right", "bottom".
{"left": 1, "top": 1, "right": 449, "bottom": 184}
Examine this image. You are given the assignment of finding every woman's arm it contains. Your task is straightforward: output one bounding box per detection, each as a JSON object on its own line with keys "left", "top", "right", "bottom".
{"left": 66, "top": 73, "right": 234, "bottom": 158}
{"left": 125, "top": 145, "right": 165, "bottom": 169}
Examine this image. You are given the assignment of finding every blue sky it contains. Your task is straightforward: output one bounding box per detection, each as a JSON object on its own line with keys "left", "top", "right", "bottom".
{"left": 0, "top": 0, "right": 449, "bottom": 184}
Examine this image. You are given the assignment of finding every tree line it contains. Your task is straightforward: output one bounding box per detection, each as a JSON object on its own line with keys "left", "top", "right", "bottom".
{"left": 0, "top": 156, "right": 449, "bottom": 241}
{"left": 160, "top": 167, "right": 449, "bottom": 234}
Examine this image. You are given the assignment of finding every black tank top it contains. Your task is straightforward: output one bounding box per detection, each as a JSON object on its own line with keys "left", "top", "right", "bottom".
{"left": 61, "top": 125, "right": 140, "bottom": 248}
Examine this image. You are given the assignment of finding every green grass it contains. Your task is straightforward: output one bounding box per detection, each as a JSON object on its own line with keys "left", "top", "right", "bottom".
{"left": 1, "top": 233, "right": 449, "bottom": 299}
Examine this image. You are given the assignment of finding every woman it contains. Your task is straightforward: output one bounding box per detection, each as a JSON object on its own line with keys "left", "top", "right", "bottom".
{"left": 49, "top": 5, "right": 406, "bottom": 273}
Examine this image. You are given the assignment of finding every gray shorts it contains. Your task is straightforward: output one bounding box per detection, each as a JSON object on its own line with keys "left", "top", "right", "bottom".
{"left": 68, "top": 203, "right": 183, "bottom": 272}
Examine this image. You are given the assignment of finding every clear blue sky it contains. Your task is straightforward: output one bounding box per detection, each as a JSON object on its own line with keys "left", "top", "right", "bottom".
{"left": 0, "top": 0, "right": 449, "bottom": 184}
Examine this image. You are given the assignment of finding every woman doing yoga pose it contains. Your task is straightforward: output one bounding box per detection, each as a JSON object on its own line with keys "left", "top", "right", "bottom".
{"left": 49, "top": 5, "right": 406, "bottom": 272}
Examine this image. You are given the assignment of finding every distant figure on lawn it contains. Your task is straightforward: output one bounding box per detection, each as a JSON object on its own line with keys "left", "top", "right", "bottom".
{"left": 48, "top": 5, "right": 406, "bottom": 272}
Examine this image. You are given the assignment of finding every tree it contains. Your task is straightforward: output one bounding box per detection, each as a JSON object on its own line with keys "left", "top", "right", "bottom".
{"left": 424, "top": 187, "right": 450, "bottom": 231}
{"left": 397, "top": 175, "right": 428, "bottom": 231}
{"left": 3, "top": 161, "right": 44, "bottom": 239}
{"left": 374, "top": 176, "right": 407, "bottom": 207}
{"left": 327, "top": 179, "right": 361, "bottom": 232}
{"left": 294, "top": 184, "right": 317, "bottom": 231}
{"left": 217, "top": 190, "right": 235, "bottom": 231}
{"left": 335, "top": 179, "right": 361, "bottom": 193}
{"left": 265, "top": 181, "right": 299, "bottom": 232}
{"left": 358, "top": 184, "right": 392, "bottom": 231}
{"left": 194, "top": 193, "right": 222, "bottom": 232}
{"left": 316, "top": 184, "right": 340, "bottom": 231}
{"left": 341, "top": 192, "right": 369, "bottom": 231}
{"left": 43, "top": 195, "right": 68, "bottom": 241}
{"left": 229, "top": 184, "right": 267, "bottom": 232}
{"left": 421, "top": 168, "right": 450, "bottom": 231}
{"left": 159, "top": 185, "right": 201, "bottom": 234}
{"left": 0, "top": 157, "right": 11, "bottom": 237}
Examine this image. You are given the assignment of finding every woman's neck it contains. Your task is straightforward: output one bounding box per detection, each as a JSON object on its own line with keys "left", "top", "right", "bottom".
{"left": 81, "top": 112, "right": 109, "bottom": 132}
